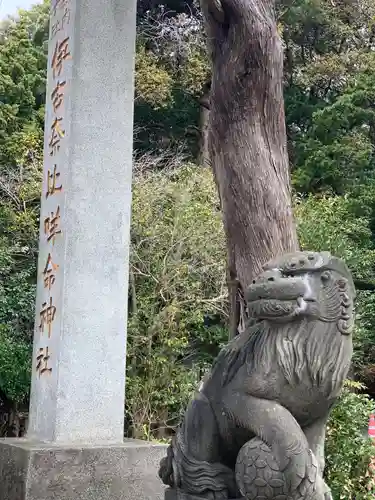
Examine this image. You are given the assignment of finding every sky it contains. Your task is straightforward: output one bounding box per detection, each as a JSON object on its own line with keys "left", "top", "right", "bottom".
{"left": 0, "top": 0, "right": 42, "bottom": 19}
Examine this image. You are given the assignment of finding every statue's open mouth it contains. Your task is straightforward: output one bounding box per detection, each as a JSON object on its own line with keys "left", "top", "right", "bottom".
{"left": 247, "top": 298, "right": 300, "bottom": 320}
{"left": 245, "top": 273, "right": 317, "bottom": 321}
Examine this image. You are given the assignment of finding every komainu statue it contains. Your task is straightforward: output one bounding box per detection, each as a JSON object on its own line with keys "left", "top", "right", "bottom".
{"left": 159, "top": 251, "right": 355, "bottom": 500}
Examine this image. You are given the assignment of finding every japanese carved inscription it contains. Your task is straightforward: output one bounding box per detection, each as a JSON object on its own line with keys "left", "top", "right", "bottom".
{"left": 34, "top": 1, "right": 72, "bottom": 382}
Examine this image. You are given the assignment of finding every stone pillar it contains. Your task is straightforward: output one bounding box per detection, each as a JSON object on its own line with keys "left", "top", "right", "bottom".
{"left": 28, "top": 0, "right": 133, "bottom": 446}
{"left": 0, "top": 1, "right": 166, "bottom": 498}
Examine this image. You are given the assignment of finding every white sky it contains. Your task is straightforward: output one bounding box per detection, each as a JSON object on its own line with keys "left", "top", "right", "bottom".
{"left": 0, "top": 0, "right": 42, "bottom": 19}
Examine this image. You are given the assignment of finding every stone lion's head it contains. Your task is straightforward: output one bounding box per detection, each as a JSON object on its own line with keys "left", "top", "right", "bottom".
{"left": 245, "top": 251, "right": 355, "bottom": 335}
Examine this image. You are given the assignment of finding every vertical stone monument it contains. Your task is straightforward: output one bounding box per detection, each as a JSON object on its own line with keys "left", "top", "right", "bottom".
{"left": 0, "top": 1, "right": 167, "bottom": 499}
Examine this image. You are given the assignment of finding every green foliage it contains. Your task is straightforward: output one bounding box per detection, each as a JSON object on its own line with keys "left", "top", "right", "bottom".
{"left": 291, "top": 70, "right": 375, "bottom": 194}
{"left": 0, "top": 8, "right": 374, "bottom": 499}
{"left": 282, "top": 0, "right": 375, "bottom": 195}
{"left": 0, "top": 325, "right": 31, "bottom": 403}
{"left": 0, "top": 1, "right": 48, "bottom": 170}
{"left": 295, "top": 193, "right": 375, "bottom": 372}
{"left": 134, "top": 6, "right": 207, "bottom": 156}
{"left": 126, "top": 164, "right": 227, "bottom": 438}
{"left": 326, "top": 381, "right": 375, "bottom": 499}
{"left": 0, "top": 3, "right": 47, "bottom": 406}
{"left": 295, "top": 193, "right": 375, "bottom": 279}
{"left": 0, "top": 155, "right": 39, "bottom": 406}
{"left": 178, "top": 47, "right": 210, "bottom": 97}
{"left": 353, "top": 293, "right": 375, "bottom": 372}
{"left": 135, "top": 45, "right": 174, "bottom": 108}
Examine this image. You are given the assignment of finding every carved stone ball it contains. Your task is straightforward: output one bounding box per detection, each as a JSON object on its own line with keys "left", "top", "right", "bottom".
{"left": 235, "top": 437, "right": 288, "bottom": 500}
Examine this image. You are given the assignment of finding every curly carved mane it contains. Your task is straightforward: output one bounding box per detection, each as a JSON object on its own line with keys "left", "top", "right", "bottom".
{"left": 159, "top": 253, "right": 355, "bottom": 500}
{"left": 253, "top": 320, "right": 348, "bottom": 393}
{"left": 211, "top": 278, "right": 353, "bottom": 399}
{"left": 211, "top": 320, "right": 349, "bottom": 401}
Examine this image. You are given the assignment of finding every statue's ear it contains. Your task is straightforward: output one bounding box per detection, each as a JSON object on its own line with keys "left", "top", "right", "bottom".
{"left": 336, "top": 277, "right": 355, "bottom": 336}
{"left": 329, "top": 257, "right": 356, "bottom": 299}
{"left": 338, "top": 315, "right": 355, "bottom": 336}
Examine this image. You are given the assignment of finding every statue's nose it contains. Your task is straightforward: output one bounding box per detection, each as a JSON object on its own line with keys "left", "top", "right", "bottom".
{"left": 252, "top": 269, "right": 282, "bottom": 285}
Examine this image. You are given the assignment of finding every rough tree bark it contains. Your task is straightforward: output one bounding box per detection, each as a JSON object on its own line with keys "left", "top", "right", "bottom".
{"left": 198, "top": 82, "right": 211, "bottom": 167}
{"left": 200, "top": 0, "right": 299, "bottom": 338}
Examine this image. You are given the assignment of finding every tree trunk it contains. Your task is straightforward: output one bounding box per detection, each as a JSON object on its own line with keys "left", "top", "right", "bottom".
{"left": 198, "top": 84, "right": 211, "bottom": 167}
{"left": 200, "top": 0, "right": 299, "bottom": 337}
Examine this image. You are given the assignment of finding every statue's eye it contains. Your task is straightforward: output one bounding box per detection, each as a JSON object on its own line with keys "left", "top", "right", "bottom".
{"left": 321, "top": 271, "right": 331, "bottom": 282}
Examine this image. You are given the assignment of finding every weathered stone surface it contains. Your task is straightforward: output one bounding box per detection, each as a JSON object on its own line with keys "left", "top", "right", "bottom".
{"left": 159, "top": 252, "right": 355, "bottom": 500}
{"left": 0, "top": 439, "right": 167, "bottom": 500}
{"left": 28, "top": 0, "right": 136, "bottom": 444}
{"left": 164, "top": 489, "right": 244, "bottom": 500}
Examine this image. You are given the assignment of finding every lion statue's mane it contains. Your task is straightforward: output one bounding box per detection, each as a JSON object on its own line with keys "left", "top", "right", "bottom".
{"left": 159, "top": 251, "right": 355, "bottom": 500}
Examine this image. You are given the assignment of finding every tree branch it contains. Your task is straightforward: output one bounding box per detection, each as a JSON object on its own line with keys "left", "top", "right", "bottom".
{"left": 354, "top": 280, "right": 375, "bottom": 292}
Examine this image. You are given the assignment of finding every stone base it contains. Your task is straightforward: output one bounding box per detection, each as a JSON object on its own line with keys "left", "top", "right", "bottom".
{"left": 0, "top": 438, "right": 168, "bottom": 500}
{"left": 165, "top": 489, "right": 244, "bottom": 500}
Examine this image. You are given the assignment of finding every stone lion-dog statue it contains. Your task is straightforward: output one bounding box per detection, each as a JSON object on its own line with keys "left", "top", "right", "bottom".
{"left": 159, "top": 251, "right": 355, "bottom": 500}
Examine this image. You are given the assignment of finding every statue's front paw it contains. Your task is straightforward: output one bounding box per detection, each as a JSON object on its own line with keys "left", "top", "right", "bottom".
{"left": 170, "top": 488, "right": 230, "bottom": 500}
{"left": 159, "top": 455, "right": 174, "bottom": 487}
{"left": 323, "top": 488, "right": 333, "bottom": 500}
{"left": 321, "top": 475, "right": 333, "bottom": 500}
{"left": 313, "top": 475, "right": 333, "bottom": 500}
